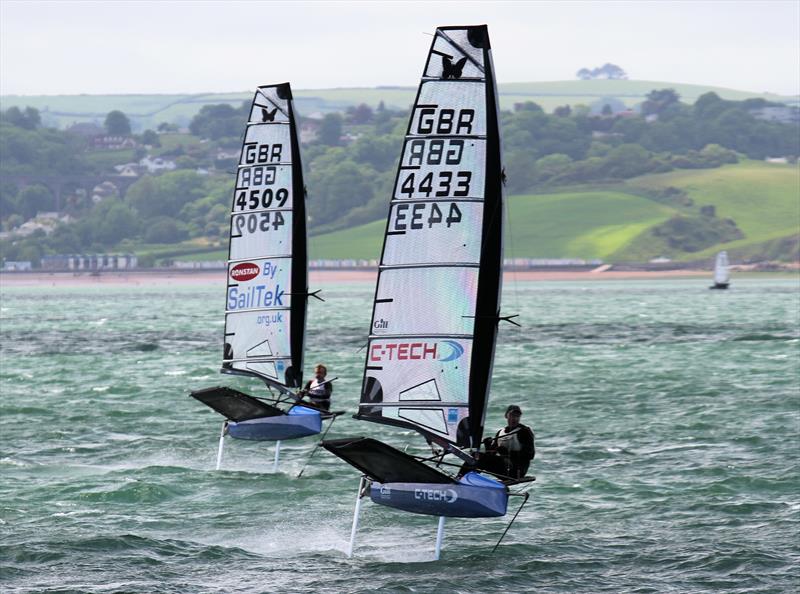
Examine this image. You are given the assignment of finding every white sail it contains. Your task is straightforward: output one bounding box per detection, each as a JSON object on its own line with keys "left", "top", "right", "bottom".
{"left": 223, "top": 84, "right": 308, "bottom": 390}
{"left": 714, "top": 250, "right": 730, "bottom": 285}
{"left": 357, "top": 26, "right": 503, "bottom": 449}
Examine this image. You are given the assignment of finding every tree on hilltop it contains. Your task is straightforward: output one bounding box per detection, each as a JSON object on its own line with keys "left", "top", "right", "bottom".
{"left": 576, "top": 63, "right": 628, "bottom": 80}
{"left": 104, "top": 110, "right": 131, "bottom": 135}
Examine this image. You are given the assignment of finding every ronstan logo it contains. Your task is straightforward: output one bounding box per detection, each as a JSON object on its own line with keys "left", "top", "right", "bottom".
{"left": 230, "top": 262, "right": 260, "bottom": 282}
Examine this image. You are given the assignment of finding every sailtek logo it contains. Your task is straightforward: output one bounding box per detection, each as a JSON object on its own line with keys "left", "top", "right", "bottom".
{"left": 230, "top": 262, "right": 260, "bottom": 282}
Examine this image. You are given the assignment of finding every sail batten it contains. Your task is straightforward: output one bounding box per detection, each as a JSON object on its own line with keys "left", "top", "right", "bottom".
{"left": 222, "top": 83, "right": 307, "bottom": 389}
{"left": 358, "top": 25, "right": 503, "bottom": 449}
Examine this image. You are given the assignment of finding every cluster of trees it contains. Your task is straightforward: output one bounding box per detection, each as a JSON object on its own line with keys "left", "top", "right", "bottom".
{"left": 0, "top": 170, "right": 231, "bottom": 263}
{"left": 652, "top": 212, "right": 744, "bottom": 253}
{"left": 502, "top": 90, "right": 797, "bottom": 194}
{"left": 1, "top": 88, "right": 798, "bottom": 264}
{"left": 576, "top": 63, "right": 628, "bottom": 80}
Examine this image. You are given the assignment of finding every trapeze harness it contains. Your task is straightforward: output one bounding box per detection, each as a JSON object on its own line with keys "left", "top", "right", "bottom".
{"left": 304, "top": 378, "right": 332, "bottom": 411}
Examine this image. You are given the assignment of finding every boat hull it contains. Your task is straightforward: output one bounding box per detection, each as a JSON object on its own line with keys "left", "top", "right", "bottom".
{"left": 369, "top": 471, "right": 508, "bottom": 518}
{"left": 227, "top": 406, "right": 321, "bottom": 441}
{"left": 709, "top": 283, "right": 730, "bottom": 290}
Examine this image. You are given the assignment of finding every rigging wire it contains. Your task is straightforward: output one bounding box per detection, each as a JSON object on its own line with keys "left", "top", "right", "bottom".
{"left": 502, "top": 176, "right": 525, "bottom": 400}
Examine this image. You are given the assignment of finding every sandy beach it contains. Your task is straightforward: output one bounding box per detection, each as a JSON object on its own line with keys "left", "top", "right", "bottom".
{"left": 0, "top": 268, "right": 720, "bottom": 287}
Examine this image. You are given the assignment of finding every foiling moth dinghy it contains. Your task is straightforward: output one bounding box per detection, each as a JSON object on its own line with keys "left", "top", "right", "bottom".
{"left": 710, "top": 250, "right": 730, "bottom": 290}
{"left": 322, "top": 25, "right": 533, "bottom": 560}
{"left": 190, "top": 82, "right": 341, "bottom": 472}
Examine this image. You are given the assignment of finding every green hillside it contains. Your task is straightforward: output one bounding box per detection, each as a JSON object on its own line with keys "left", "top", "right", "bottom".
{"left": 307, "top": 161, "right": 799, "bottom": 262}
{"left": 308, "top": 191, "right": 675, "bottom": 261}
{"left": 309, "top": 219, "right": 386, "bottom": 260}
{"left": 620, "top": 161, "right": 800, "bottom": 260}
{"left": 3, "top": 80, "right": 796, "bottom": 130}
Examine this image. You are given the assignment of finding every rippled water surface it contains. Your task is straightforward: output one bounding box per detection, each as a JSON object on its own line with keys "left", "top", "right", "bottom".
{"left": 1, "top": 278, "right": 798, "bottom": 593}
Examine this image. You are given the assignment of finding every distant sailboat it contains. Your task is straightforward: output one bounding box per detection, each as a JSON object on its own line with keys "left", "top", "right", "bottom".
{"left": 710, "top": 250, "right": 730, "bottom": 289}
{"left": 323, "top": 25, "right": 532, "bottom": 560}
{"left": 191, "top": 83, "right": 340, "bottom": 472}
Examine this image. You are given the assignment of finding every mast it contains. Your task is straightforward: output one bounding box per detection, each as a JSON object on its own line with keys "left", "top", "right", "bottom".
{"left": 355, "top": 25, "right": 503, "bottom": 450}
{"left": 222, "top": 83, "right": 307, "bottom": 391}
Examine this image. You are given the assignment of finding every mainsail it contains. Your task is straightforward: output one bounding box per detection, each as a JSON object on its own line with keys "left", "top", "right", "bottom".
{"left": 222, "top": 83, "right": 308, "bottom": 390}
{"left": 714, "top": 251, "right": 730, "bottom": 286}
{"left": 355, "top": 25, "right": 503, "bottom": 451}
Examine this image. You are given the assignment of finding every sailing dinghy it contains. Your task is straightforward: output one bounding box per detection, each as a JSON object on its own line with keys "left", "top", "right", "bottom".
{"left": 322, "top": 25, "right": 532, "bottom": 559}
{"left": 191, "top": 83, "right": 340, "bottom": 472}
{"left": 710, "top": 250, "right": 730, "bottom": 289}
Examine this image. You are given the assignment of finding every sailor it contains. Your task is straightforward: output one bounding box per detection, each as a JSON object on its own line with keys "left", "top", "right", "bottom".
{"left": 482, "top": 405, "right": 535, "bottom": 480}
{"left": 301, "top": 364, "right": 333, "bottom": 411}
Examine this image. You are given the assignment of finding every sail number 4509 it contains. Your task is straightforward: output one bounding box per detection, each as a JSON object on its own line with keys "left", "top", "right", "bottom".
{"left": 235, "top": 188, "right": 289, "bottom": 211}
{"left": 393, "top": 202, "right": 462, "bottom": 230}
{"left": 234, "top": 212, "right": 285, "bottom": 234}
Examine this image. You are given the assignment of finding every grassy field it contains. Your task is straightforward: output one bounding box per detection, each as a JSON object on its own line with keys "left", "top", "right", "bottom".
{"left": 307, "top": 191, "right": 677, "bottom": 260}
{"left": 504, "top": 191, "right": 675, "bottom": 259}
{"left": 130, "top": 161, "right": 796, "bottom": 264}
{"left": 626, "top": 161, "right": 800, "bottom": 259}
{"left": 309, "top": 219, "right": 386, "bottom": 260}
{"left": 4, "top": 80, "right": 796, "bottom": 130}
{"left": 306, "top": 161, "right": 799, "bottom": 262}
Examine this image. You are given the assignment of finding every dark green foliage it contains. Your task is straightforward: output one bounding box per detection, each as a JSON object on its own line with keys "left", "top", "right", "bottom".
{"left": 641, "top": 89, "right": 681, "bottom": 116}
{"left": 127, "top": 170, "right": 207, "bottom": 219}
{"left": 553, "top": 105, "right": 572, "bottom": 117}
{"left": 318, "top": 113, "right": 344, "bottom": 146}
{"left": 0, "top": 121, "right": 90, "bottom": 177}
{"left": 86, "top": 198, "right": 140, "bottom": 245}
{"left": 17, "top": 184, "right": 55, "bottom": 219}
{"left": 1, "top": 106, "right": 41, "bottom": 130}
{"left": 576, "top": 63, "right": 627, "bottom": 80}
{"left": 346, "top": 103, "right": 374, "bottom": 124}
{"left": 104, "top": 110, "right": 131, "bottom": 135}
{"left": 144, "top": 216, "right": 188, "bottom": 243}
{"left": 140, "top": 130, "right": 160, "bottom": 147}
{"left": 307, "top": 157, "right": 376, "bottom": 227}
{"left": 189, "top": 103, "right": 248, "bottom": 140}
{"left": 652, "top": 214, "right": 744, "bottom": 252}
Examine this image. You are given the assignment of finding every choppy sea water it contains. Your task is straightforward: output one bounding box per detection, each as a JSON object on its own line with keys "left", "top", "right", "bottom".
{"left": 1, "top": 277, "right": 798, "bottom": 593}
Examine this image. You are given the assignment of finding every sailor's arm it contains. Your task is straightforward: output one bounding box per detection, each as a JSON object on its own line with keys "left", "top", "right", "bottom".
{"left": 519, "top": 426, "right": 536, "bottom": 458}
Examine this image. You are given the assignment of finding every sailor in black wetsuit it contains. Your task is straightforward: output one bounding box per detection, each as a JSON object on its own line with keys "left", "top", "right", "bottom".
{"left": 479, "top": 404, "right": 535, "bottom": 480}
{"left": 301, "top": 364, "right": 333, "bottom": 411}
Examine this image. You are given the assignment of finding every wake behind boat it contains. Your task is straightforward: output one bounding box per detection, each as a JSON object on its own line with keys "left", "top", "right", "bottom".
{"left": 322, "top": 25, "right": 532, "bottom": 559}
{"left": 190, "top": 82, "right": 341, "bottom": 472}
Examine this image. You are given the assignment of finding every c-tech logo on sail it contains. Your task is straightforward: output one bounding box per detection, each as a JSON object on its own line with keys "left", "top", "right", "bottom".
{"left": 369, "top": 340, "right": 464, "bottom": 362}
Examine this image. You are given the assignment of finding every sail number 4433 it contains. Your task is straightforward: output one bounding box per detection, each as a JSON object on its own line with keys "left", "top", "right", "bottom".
{"left": 393, "top": 202, "right": 462, "bottom": 230}
{"left": 399, "top": 171, "right": 471, "bottom": 198}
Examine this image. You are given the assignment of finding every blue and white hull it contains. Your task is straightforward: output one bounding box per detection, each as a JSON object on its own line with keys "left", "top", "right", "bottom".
{"left": 369, "top": 471, "right": 508, "bottom": 518}
{"left": 227, "top": 406, "right": 322, "bottom": 441}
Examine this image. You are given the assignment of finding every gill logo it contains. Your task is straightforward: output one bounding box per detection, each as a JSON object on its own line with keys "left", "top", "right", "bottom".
{"left": 439, "top": 340, "right": 464, "bottom": 362}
